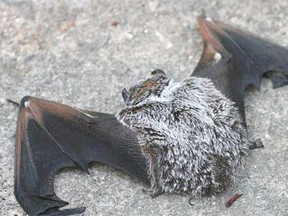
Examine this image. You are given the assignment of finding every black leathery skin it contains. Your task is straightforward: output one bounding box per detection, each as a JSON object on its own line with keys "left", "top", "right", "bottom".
{"left": 14, "top": 96, "right": 148, "bottom": 216}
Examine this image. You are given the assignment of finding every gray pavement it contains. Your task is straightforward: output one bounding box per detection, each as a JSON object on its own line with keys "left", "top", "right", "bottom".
{"left": 0, "top": 0, "right": 288, "bottom": 215}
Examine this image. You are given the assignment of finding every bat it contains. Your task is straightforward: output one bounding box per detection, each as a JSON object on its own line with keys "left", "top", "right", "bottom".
{"left": 12, "top": 15, "right": 288, "bottom": 215}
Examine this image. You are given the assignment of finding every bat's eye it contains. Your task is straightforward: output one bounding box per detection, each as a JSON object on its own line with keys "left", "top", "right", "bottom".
{"left": 122, "top": 88, "right": 130, "bottom": 102}
{"left": 151, "top": 69, "right": 166, "bottom": 76}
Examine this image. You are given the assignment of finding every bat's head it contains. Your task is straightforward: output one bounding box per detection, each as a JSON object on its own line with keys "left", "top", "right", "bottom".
{"left": 122, "top": 69, "right": 170, "bottom": 106}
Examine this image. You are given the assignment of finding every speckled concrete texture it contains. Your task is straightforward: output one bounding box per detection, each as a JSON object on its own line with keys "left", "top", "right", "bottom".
{"left": 0, "top": 0, "right": 288, "bottom": 215}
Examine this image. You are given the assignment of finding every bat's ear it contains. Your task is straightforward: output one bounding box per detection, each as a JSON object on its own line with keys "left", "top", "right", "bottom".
{"left": 122, "top": 88, "right": 130, "bottom": 102}
{"left": 151, "top": 69, "right": 167, "bottom": 77}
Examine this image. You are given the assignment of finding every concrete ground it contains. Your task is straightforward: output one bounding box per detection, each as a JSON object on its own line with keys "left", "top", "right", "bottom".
{"left": 0, "top": 0, "right": 287, "bottom": 215}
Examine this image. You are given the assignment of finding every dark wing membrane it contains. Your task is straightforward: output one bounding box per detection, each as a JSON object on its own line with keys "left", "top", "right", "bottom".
{"left": 193, "top": 15, "right": 288, "bottom": 122}
{"left": 15, "top": 96, "right": 148, "bottom": 216}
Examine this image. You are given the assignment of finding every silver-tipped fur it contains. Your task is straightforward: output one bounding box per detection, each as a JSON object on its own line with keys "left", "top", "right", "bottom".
{"left": 117, "top": 74, "right": 250, "bottom": 197}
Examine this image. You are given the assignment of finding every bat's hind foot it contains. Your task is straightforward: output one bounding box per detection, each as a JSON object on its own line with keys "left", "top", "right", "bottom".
{"left": 142, "top": 186, "right": 164, "bottom": 198}
{"left": 249, "top": 138, "right": 264, "bottom": 150}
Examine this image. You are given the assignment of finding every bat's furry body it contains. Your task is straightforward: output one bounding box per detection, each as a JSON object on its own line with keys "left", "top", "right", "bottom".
{"left": 117, "top": 73, "right": 250, "bottom": 196}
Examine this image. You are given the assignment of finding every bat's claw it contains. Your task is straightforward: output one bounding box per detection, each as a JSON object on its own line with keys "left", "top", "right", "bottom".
{"left": 249, "top": 138, "right": 264, "bottom": 150}
{"left": 6, "top": 98, "right": 20, "bottom": 107}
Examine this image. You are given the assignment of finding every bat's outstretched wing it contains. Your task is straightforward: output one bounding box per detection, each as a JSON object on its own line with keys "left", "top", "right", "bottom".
{"left": 193, "top": 16, "right": 288, "bottom": 122}
{"left": 14, "top": 96, "right": 148, "bottom": 216}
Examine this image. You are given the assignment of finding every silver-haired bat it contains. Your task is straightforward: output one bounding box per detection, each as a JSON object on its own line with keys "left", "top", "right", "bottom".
{"left": 11, "top": 15, "right": 288, "bottom": 215}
